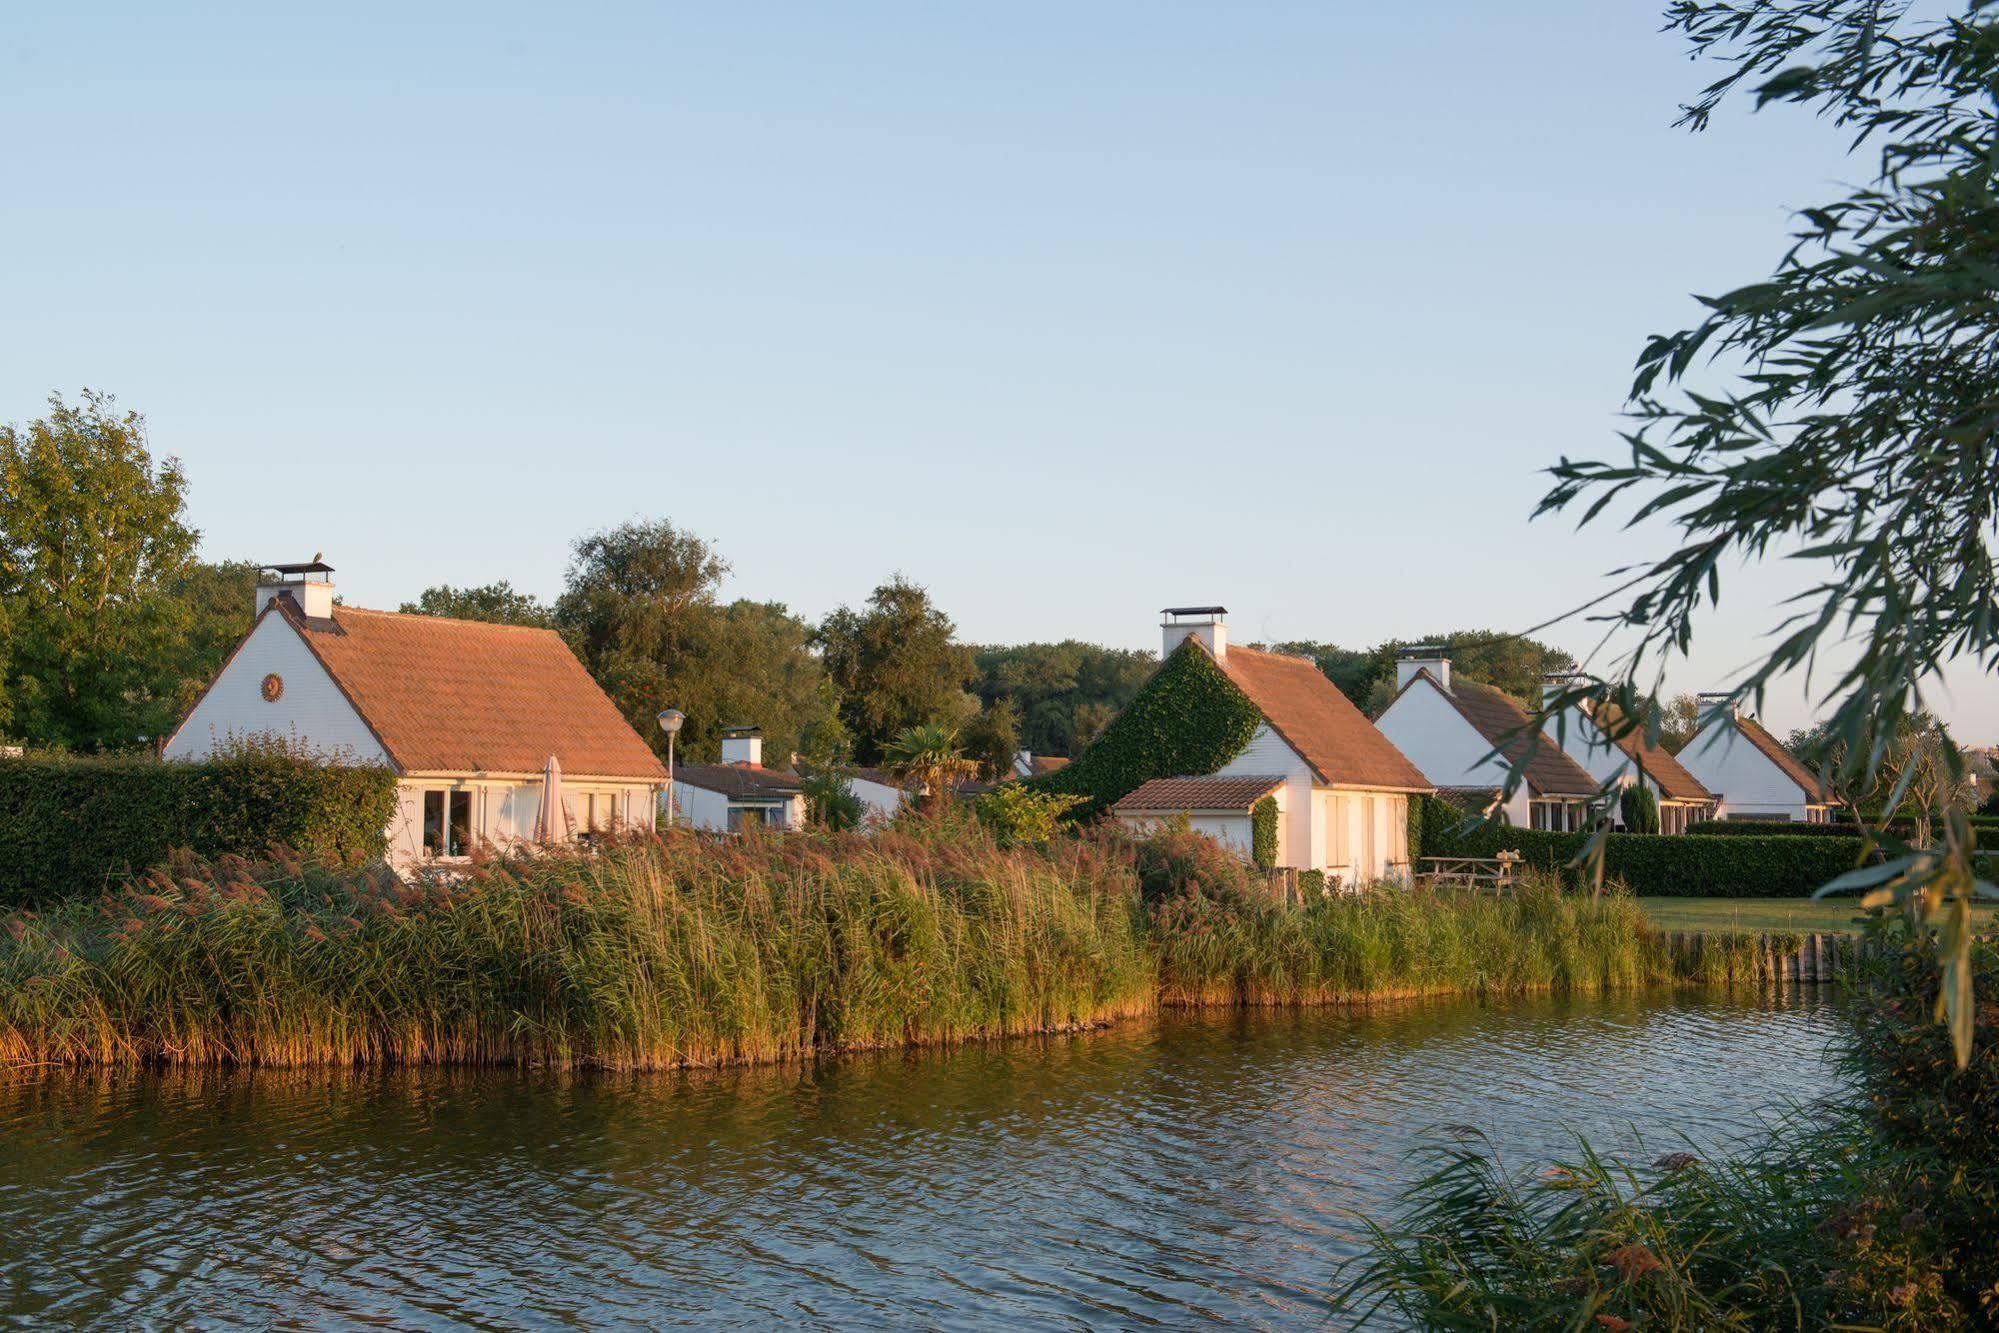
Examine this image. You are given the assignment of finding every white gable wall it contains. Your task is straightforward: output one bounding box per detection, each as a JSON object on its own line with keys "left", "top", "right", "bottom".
{"left": 1376, "top": 681, "right": 1532, "bottom": 826}
{"left": 1213, "top": 723, "right": 1319, "bottom": 869}
{"left": 850, "top": 776, "right": 907, "bottom": 824}
{"left": 163, "top": 614, "right": 392, "bottom": 766}
{"left": 1681, "top": 724, "right": 1813, "bottom": 820}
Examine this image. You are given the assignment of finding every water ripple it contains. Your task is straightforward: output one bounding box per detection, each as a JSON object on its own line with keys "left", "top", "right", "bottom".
{"left": 0, "top": 990, "right": 1843, "bottom": 1329}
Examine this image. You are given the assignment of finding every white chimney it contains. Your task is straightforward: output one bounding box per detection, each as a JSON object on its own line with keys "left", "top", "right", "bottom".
{"left": 1696, "top": 691, "right": 1739, "bottom": 722}
{"left": 1395, "top": 646, "right": 1450, "bottom": 694}
{"left": 1161, "top": 606, "right": 1227, "bottom": 661}
{"left": 720, "top": 726, "right": 763, "bottom": 767}
{"left": 254, "top": 559, "right": 335, "bottom": 620}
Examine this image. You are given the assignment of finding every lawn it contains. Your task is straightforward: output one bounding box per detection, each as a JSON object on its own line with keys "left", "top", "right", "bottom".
{"left": 1639, "top": 896, "right": 1999, "bottom": 936}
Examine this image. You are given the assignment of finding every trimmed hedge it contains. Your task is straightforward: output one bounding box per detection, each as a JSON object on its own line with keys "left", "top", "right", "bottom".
{"left": 1251, "top": 795, "right": 1278, "bottom": 869}
{"left": 1690, "top": 816, "right": 1999, "bottom": 839}
{"left": 1028, "top": 640, "right": 1264, "bottom": 817}
{"left": 1419, "top": 796, "right": 1869, "bottom": 898}
{"left": 0, "top": 748, "right": 396, "bottom": 908}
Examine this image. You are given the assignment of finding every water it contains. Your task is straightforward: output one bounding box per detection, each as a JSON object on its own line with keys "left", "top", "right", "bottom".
{"left": 0, "top": 991, "right": 1843, "bottom": 1329}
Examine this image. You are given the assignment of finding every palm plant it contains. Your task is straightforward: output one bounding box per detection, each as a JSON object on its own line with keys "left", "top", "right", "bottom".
{"left": 881, "top": 722, "right": 979, "bottom": 816}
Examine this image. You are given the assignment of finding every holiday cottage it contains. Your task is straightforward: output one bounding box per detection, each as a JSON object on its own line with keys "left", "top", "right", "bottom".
{"left": 1538, "top": 675, "right": 1718, "bottom": 833}
{"left": 1678, "top": 694, "right": 1837, "bottom": 823}
{"left": 1374, "top": 649, "right": 1601, "bottom": 830}
{"left": 671, "top": 727, "right": 807, "bottom": 831}
{"left": 1097, "top": 608, "right": 1432, "bottom": 886}
{"left": 163, "top": 561, "right": 668, "bottom": 866}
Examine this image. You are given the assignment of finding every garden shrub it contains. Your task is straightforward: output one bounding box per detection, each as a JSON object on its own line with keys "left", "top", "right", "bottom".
{"left": 1250, "top": 795, "right": 1278, "bottom": 869}
{"left": 1026, "top": 641, "right": 1263, "bottom": 817}
{"left": 1420, "top": 795, "right": 1867, "bottom": 897}
{"left": 0, "top": 739, "right": 395, "bottom": 908}
{"left": 971, "top": 784, "right": 1086, "bottom": 845}
{"left": 1620, "top": 782, "right": 1660, "bottom": 834}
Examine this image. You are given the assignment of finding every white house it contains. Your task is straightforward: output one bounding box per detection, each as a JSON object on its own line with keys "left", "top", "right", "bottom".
{"left": 1375, "top": 649, "right": 1601, "bottom": 830}
{"left": 164, "top": 561, "right": 668, "bottom": 867}
{"left": 1107, "top": 608, "right": 1433, "bottom": 886}
{"left": 843, "top": 766, "right": 995, "bottom": 824}
{"left": 670, "top": 727, "right": 807, "bottom": 832}
{"left": 1678, "top": 694, "right": 1837, "bottom": 823}
{"left": 1538, "top": 675, "right": 1718, "bottom": 833}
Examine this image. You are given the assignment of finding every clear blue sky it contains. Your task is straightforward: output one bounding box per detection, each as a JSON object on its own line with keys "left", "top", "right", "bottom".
{"left": 4, "top": 3, "right": 1989, "bottom": 740}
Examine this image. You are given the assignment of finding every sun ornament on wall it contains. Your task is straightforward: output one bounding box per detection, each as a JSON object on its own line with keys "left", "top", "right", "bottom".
{"left": 261, "top": 673, "right": 284, "bottom": 702}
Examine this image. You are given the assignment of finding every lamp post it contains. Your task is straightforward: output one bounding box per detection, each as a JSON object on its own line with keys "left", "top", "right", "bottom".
{"left": 657, "top": 708, "right": 685, "bottom": 828}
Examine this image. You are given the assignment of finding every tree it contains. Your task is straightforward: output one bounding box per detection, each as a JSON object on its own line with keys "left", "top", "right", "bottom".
{"left": 1533, "top": 0, "right": 1999, "bottom": 1062}
{"left": 801, "top": 770, "right": 865, "bottom": 831}
{"left": 158, "top": 559, "right": 261, "bottom": 717}
{"left": 1793, "top": 714, "right": 1976, "bottom": 844}
{"left": 0, "top": 391, "right": 199, "bottom": 750}
{"left": 971, "top": 641, "right": 1158, "bottom": 757}
{"left": 400, "top": 581, "right": 553, "bottom": 626}
{"left": 1657, "top": 692, "right": 1702, "bottom": 754}
{"left": 553, "top": 519, "right": 832, "bottom": 764}
{"left": 959, "top": 697, "right": 1020, "bottom": 781}
{"left": 881, "top": 722, "right": 979, "bottom": 815}
{"left": 818, "top": 576, "right": 976, "bottom": 764}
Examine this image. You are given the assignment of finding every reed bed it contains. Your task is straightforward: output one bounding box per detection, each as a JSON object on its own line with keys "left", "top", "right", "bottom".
{"left": 0, "top": 824, "right": 1796, "bottom": 1071}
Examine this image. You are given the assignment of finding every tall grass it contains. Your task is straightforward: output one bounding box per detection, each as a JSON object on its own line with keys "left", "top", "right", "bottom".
{"left": 0, "top": 824, "right": 1764, "bottom": 1071}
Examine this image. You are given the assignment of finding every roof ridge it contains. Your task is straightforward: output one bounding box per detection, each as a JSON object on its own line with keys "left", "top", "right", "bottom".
{"left": 334, "top": 604, "right": 563, "bottom": 636}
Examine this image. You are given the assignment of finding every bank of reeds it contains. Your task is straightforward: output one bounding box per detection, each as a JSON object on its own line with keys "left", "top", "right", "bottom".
{"left": 0, "top": 824, "right": 1782, "bottom": 1071}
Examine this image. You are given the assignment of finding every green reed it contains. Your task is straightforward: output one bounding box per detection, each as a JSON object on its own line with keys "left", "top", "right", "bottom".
{"left": 0, "top": 828, "right": 1791, "bottom": 1070}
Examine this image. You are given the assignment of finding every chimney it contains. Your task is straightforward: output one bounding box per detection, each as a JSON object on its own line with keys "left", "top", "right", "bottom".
{"left": 1542, "top": 671, "right": 1582, "bottom": 707}
{"left": 254, "top": 559, "right": 335, "bottom": 620}
{"left": 1395, "top": 645, "right": 1450, "bottom": 694}
{"left": 720, "top": 725, "right": 763, "bottom": 767}
{"left": 1696, "top": 691, "right": 1738, "bottom": 722}
{"left": 1161, "top": 606, "right": 1227, "bottom": 661}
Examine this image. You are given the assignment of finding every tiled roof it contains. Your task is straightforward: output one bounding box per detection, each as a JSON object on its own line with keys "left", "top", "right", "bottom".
{"left": 1115, "top": 774, "right": 1286, "bottom": 812}
{"left": 1210, "top": 644, "right": 1431, "bottom": 791}
{"left": 1437, "top": 677, "right": 1600, "bottom": 798}
{"left": 1586, "top": 701, "right": 1715, "bottom": 803}
{"left": 1028, "top": 755, "right": 1070, "bottom": 775}
{"left": 673, "top": 762, "right": 803, "bottom": 800}
{"left": 282, "top": 602, "right": 668, "bottom": 779}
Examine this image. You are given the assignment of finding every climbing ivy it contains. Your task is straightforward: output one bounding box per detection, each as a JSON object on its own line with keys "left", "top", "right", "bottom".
{"left": 1251, "top": 795, "right": 1278, "bottom": 868}
{"left": 1026, "top": 641, "right": 1264, "bottom": 818}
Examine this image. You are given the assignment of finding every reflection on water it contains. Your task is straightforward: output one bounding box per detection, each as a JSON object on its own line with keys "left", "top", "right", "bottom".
{"left": 1, "top": 990, "right": 1842, "bottom": 1329}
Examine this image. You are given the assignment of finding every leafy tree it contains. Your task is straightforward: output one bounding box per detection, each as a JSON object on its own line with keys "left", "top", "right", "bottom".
{"left": 1532, "top": 0, "right": 1999, "bottom": 1062}
{"left": 1792, "top": 714, "right": 1976, "bottom": 844}
{"left": 972, "top": 784, "right": 1086, "bottom": 845}
{"left": 1657, "top": 692, "right": 1702, "bottom": 754}
{"left": 1270, "top": 631, "right": 1576, "bottom": 716}
{"left": 400, "top": 581, "right": 553, "bottom": 626}
{"left": 959, "top": 697, "right": 1020, "bottom": 781}
{"left": 818, "top": 576, "right": 976, "bottom": 764}
{"left": 801, "top": 769, "right": 865, "bottom": 831}
{"left": 0, "top": 391, "right": 199, "bottom": 750}
{"left": 881, "top": 722, "right": 979, "bottom": 816}
{"left": 970, "top": 641, "right": 1157, "bottom": 757}
{"left": 554, "top": 519, "right": 830, "bottom": 764}
{"left": 158, "top": 559, "right": 261, "bottom": 717}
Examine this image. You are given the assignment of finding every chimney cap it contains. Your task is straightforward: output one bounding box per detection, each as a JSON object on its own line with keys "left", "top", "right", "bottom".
{"left": 260, "top": 560, "right": 334, "bottom": 577}
{"left": 1161, "top": 605, "right": 1227, "bottom": 620}
{"left": 720, "top": 724, "right": 762, "bottom": 738}
{"left": 1397, "top": 643, "right": 1448, "bottom": 659}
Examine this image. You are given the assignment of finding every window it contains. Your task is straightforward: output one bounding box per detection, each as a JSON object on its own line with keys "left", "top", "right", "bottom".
{"left": 727, "top": 804, "right": 779, "bottom": 832}
{"left": 422, "top": 789, "right": 473, "bottom": 858}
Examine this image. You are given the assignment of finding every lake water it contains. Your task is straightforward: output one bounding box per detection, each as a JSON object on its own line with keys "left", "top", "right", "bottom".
{"left": 0, "top": 991, "right": 1843, "bottom": 1329}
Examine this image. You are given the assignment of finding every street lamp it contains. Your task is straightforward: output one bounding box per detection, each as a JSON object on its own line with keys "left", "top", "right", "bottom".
{"left": 657, "top": 708, "right": 685, "bottom": 827}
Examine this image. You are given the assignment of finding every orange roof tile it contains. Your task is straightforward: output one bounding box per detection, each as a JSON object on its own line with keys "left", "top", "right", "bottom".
{"left": 1211, "top": 644, "right": 1431, "bottom": 791}
{"left": 1115, "top": 774, "right": 1285, "bottom": 811}
{"left": 1586, "top": 701, "right": 1714, "bottom": 804}
{"left": 283, "top": 602, "right": 668, "bottom": 779}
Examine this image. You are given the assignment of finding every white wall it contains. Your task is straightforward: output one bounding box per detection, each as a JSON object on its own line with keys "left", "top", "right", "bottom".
{"left": 1116, "top": 812, "right": 1254, "bottom": 856}
{"left": 1213, "top": 723, "right": 1317, "bottom": 869}
{"left": 665, "top": 783, "right": 803, "bottom": 832}
{"left": 1376, "top": 682, "right": 1532, "bottom": 826}
{"left": 1323, "top": 791, "right": 1410, "bottom": 885}
{"left": 163, "top": 614, "right": 392, "bottom": 766}
{"left": 851, "top": 776, "right": 907, "bottom": 824}
{"left": 390, "top": 779, "right": 660, "bottom": 865}
{"left": 1680, "top": 724, "right": 1812, "bottom": 821}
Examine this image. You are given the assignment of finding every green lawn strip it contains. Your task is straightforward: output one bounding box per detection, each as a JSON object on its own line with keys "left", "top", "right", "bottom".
{"left": 1638, "top": 896, "right": 1999, "bottom": 936}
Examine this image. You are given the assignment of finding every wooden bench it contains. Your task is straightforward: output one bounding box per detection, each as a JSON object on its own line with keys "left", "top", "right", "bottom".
{"left": 1419, "top": 852, "right": 1524, "bottom": 893}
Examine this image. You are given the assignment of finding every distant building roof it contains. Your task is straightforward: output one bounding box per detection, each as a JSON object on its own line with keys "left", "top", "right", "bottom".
{"left": 1206, "top": 643, "right": 1431, "bottom": 791}
{"left": 1115, "top": 774, "right": 1286, "bottom": 812}
{"left": 1028, "top": 755, "right": 1070, "bottom": 776}
{"left": 220, "top": 600, "right": 669, "bottom": 780}
{"left": 1585, "top": 701, "right": 1715, "bottom": 803}
{"left": 1396, "top": 671, "right": 1600, "bottom": 798}
{"left": 673, "top": 762, "right": 804, "bottom": 800}
{"left": 1729, "top": 713, "right": 1834, "bottom": 803}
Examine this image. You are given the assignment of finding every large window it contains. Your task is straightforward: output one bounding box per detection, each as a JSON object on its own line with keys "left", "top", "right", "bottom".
{"left": 726, "top": 804, "right": 779, "bottom": 832}
{"left": 422, "top": 790, "right": 473, "bottom": 858}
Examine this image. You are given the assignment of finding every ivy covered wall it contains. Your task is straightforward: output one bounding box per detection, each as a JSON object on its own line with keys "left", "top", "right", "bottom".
{"left": 1027, "top": 641, "right": 1265, "bottom": 817}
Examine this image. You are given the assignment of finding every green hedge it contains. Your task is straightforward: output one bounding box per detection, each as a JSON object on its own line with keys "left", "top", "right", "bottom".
{"left": 1028, "top": 641, "right": 1264, "bottom": 817}
{"left": 1690, "top": 817, "right": 1999, "bottom": 840}
{"left": 0, "top": 748, "right": 396, "bottom": 908}
{"left": 1419, "top": 796, "right": 1869, "bottom": 898}
{"left": 1251, "top": 796, "right": 1278, "bottom": 869}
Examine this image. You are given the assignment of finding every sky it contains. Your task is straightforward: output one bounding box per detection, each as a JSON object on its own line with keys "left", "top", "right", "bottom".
{"left": 4, "top": 3, "right": 1991, "bottom": 740}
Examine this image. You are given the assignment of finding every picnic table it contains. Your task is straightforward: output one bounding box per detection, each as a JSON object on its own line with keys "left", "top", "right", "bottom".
{"left": 1419, "top": 852, "right": 1524, "bottom": 893}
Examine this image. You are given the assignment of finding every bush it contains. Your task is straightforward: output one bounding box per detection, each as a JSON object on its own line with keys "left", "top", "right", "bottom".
{"left": 802, "top": 770, "right": 865, "bottom": 831}
{"left": 1419, "top": 795, "right": 1868, "bottom": 897}
{"left": 1620, "top": 783, "right": 1660, "bottom": 834}
{"left": 1250, "top": 795, "right": 1278, "bottom": 868}
{"left": 971, "top": 784, "right": 1086, "bottom": 845}
{"left": 0, "top": 740, "right": 395, "bottom": 908}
